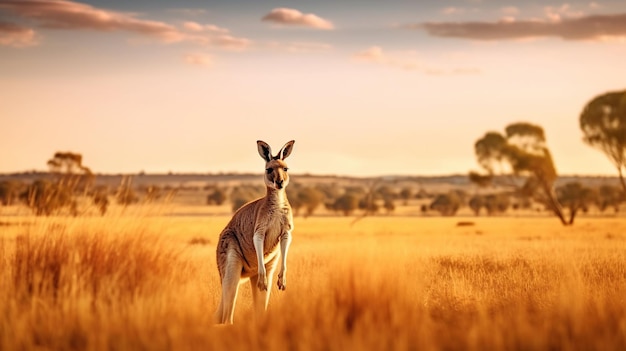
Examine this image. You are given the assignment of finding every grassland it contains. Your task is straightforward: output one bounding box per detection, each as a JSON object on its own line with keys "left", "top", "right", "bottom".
{"left": 1, "top": 211, "right": 625, "bottom": 350}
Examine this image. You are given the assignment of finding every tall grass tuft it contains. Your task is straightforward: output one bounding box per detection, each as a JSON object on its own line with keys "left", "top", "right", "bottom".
{"left": 11, "top": 231, "right": 184, "bottom": 304}
{"left": 0, "top": 220, "right": 195, "bottom": 350}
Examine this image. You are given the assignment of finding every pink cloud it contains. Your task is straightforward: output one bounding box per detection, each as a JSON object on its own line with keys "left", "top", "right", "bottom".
{"left": 0, "top": 21, "right": 37, "bottom": 47}
{"left": 354, "top": 46, "right": 384, "bottom": 62}
{"left": 262, "top": 40, "right": 333, "bottom": 54}
{"left": 262, "top": 8, "right": 334, "bottom": 30}
{"left": 442, "top": 7, "right": 465, "bottom": 15}
{"left": 184, "top": 52, "right": 212, "bottom": 67}
{"left": 0, "top": 0, "right": 183, "bottom": 42}
{"left": 354, "top": 46, "right": 480, "bottom": 75}
{"left": 0, "top": 0, "right": 250, "bottom": 49}
{"left": 411, "top": 12, "right": 626, "bottom": 41}
{"left": 212, "top": 34, "right": 249, "bottom": 50}
{"left": 183, "top": 21, "right": 229, "bottom": 34}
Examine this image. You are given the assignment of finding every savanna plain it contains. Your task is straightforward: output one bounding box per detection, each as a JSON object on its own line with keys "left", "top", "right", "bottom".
{"left": 1, "top": 205, "right": 625, "bottom": 351}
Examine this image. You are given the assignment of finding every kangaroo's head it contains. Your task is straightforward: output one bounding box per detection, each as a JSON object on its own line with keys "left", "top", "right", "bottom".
{"left": 257, "top": 140, "right": 295, "bottom": 190}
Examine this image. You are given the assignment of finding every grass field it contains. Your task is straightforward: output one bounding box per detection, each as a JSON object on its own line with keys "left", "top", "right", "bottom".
{"left": 1, "top": 212, "right": 625, "bottom": 350}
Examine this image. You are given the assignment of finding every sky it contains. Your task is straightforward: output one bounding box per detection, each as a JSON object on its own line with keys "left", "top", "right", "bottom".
{"left": 1, "top": 0, "right": 626, "bottom": 177}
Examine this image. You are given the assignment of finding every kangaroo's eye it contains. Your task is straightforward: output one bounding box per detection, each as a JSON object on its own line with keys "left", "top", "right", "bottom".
{"left": 283, "top": 168, "right": 289, "bottom": 172}
{"left": 266, "top": 168, "right": 273, "bottom": 174}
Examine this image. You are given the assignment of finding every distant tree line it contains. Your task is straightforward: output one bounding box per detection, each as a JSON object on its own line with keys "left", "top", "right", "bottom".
{"left": 203, "top": 179, "right": 623, "bottom": 222}
{"left": 204, "top": 182, "right": 418, "bottom": 217}
{"left": 426, "top": 183, "right": 623, "bottom": 224}
{"left": 0, "top": 152, "right": 177, "bottom": 216}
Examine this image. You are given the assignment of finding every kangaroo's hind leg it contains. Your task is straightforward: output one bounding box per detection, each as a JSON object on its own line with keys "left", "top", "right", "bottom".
{"left": 250, "top": 275, "right": 264, "bottom": 316}
{"left": 217, "top": 249, "right": 243, "bottom": 324}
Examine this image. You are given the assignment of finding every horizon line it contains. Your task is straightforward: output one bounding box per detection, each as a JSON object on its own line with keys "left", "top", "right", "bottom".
{"left": 0, "top": 170, "right": 621, "bottom": 180}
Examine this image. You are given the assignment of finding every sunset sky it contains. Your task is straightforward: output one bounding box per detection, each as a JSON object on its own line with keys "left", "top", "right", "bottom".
{"left": 2, "top": 0, "right": 626, "bottom": 177}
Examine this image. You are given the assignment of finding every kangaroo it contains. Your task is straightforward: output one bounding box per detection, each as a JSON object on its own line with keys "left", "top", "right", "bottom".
{"left": 215, "top": 140, "right": 295, "bottom": 324}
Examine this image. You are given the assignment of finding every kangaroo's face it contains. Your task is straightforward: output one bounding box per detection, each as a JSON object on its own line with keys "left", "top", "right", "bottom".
{"left": 264, "top": 159, "right": 289, "bottom": 190}
{"left": 257, "top": 140, "right": 295, "bottom": 191}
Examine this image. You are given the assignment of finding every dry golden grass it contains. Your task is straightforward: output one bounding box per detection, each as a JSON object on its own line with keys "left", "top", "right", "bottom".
{"left": 1, "top": 213, "right": 625, "bottom": 350}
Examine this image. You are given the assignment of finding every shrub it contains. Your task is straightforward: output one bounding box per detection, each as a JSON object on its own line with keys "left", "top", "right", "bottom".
{"left": 429, "top": 192, "right": 462, "bottom": 216}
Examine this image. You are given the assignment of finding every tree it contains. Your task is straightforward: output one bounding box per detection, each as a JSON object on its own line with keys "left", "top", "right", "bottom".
{"left": 0, "top": 180, "right": 22, "bottom": 206}
{"left": 511, "top": 195, "right": 532, "bottom": 211}
{"left": 331, "top": 194, "right": 359, "bottom": 216}
{"left": 399, "top": 187, "right": 413, "bottom": 205}
{"left": 297, "top": 187, "right": 324, "bottom": 217}
{"left": 471, "top": 122, "right": 568, "bottom": 225}
{"left": 483, "top": 193, "right": 510, "bottom": 215}
{"left": 358, "top": 196, "right": 379, "bottom": 215}
{"left": 116, "top": 176, "right": 138, "bottom": 206}
{"left": 556, "top": 182, "right": 597, "bottom": 224}
{"left": 230, "top": 184, "right": 263, "bottom": 213}
{"left": 92, "top": 186, "right": 110, "bottom": 216}
{"left": 597, "top": 184, "right": 623, "bottom": 213}
{"left": 429, "top": 192, "right": 462, "bottom": 216}
{"left": 19, "top": 151, "right": 93, "bottom": 216}
{"left": 580, "top": 90, "right": 626, "bottom": 197}
{"left": 287, "top": 186, "right": 304, "bottom": 216}
{"left": 383, "top": 197, "right": 395, "bottom": 214}
{"left": 450, "top": 189, "right": 468, "bottom": 204}
{"left": 207, "top": 187, "right": 227, "bottom": 205}
{"left": 468, "top": 195, "right": 485, "bottom": 216}
{"left": 344, "top": 185, "right": 367, "bottom": 198}
{"left": 468, "top": 193, "right": 510, "bottom": 216}
{"left": 375, "top": 185, "right": 396, "bottom": 201}
{"left": 47, "top": 151, "right": 94, "bottom": 195}
{"left": 21, "top": 179, "right": 76, "bottom": 216}
{"left": 415, "top": 188, "right": 431, "bottom": 199}
{"left": 316, "top": 183, "right": 342, "bottom": 203}
{"left": 468, "top": 171, "right": 493, "bottom": 188}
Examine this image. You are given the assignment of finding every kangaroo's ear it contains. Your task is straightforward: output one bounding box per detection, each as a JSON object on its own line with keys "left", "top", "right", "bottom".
{"left": 278, "top": 140, "right": 295, "bottom": 160}
{"left": 257, "top": 140, "right": 272, "bottom": 162}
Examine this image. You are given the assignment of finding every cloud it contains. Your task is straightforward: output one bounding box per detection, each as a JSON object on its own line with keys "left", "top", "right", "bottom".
{"left": 544, "top": 4, "right": 584, "bottom": 22}
{"left": 0, "top": 0, "right": 250, "bottom": 49}
{"left": 261, "top": 8, "right": 334, "bottom": 30}
{"left": 354, "top": 46, "right": 480, "bottom": 75}
{"left": 180, "top": 21, "right": 249, "bottom": 50}
{"left": 0, "top": 21, "right": 37, "bottom": 47}
{"left": 411, "top": 12, "right": 626, "bottom": 41}
{"left": 354, "top": 46, "right": 385, "bottom": 62}
{"left": 211, "top": 34, "right": 249, "bottom": 50}
{"left": 183, "top": 52, "right": 212, "bottom": 67}
{"left": 354, "top": 46, "right": 422, "bottom": 71}
{"left": 499, "top": 16, "right": 517, "bottom": 24}
{"left": 589, "top": 2, "right": 601, "bottom": 9}
{"left": 0, "top": 0, "right": 184, "bottom": 42}
{"left": 183, "top": 21, "right": 229, "bottom": 34}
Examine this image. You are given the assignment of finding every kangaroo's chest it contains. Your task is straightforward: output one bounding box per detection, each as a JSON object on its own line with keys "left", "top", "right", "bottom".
{"left": 263, "top": 208, "right": 292, "bottom": 254}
